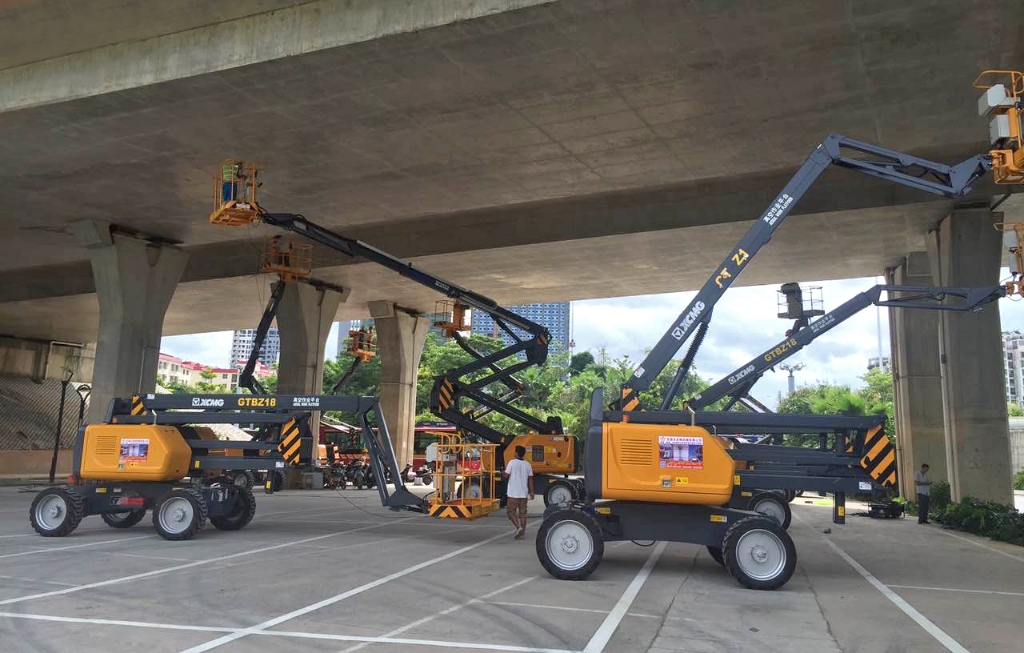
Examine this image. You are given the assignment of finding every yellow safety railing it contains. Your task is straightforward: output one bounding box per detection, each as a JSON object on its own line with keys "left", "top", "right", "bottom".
{"left": 429, "top": 433, "right": 499, "bottom": 519}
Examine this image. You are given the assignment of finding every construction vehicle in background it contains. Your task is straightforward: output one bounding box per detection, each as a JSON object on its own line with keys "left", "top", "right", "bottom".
{"left": 29, "top": 393, "right": 423, "bottom": 540}
{"left": 210, "top": 165, "right": 581, "bottom": 512}
{"left": 533, "top": 71, "right": 1024, "bottom": 589}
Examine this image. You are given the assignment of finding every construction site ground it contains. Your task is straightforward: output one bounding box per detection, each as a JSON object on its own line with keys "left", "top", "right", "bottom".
{"left": 0, "top": 486, "right": 1020, "bottom": 653}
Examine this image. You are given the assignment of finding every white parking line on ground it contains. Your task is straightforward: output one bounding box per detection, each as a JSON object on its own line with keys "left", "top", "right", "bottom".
{"left": 486, "top": 601, "right": 660, "bottom": 619}
{"left": 0, "top": 610, "right": 576, "bottom": 653}
{"left": 0, "top": 535, "right": 152, "bottom": 559}
{"left": 178, "top": 528, "right": 533, "bottom": 653}
{"left": 934, "top": 527, "right": 1024, "bottom": 564}
{"left": 821, "top": 538, "right": 971, "bottom": 653}
{"left": 582, "top": 541, "right": 667, "bottom": 653}
{"left": 0, "top": 575, "right": 79, "bottom": 588}
{"left": 889, "top": 584, "right": 1024, "bottom": 597}
{"left": 0, "top": 518, "right": 416, "bottom": 607}
{"left": 340, "top": 576, "right": 538, "bottom": 653}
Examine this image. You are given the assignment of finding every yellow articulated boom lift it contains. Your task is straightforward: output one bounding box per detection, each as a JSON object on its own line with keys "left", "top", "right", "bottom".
{"left": 532, "top": 71, "right": 1024, "bottom": 590}
{"left": 29, "top": 393, "right": 425, "bottom": 540}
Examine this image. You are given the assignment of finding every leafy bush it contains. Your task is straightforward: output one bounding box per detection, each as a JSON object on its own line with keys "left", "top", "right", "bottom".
{"left": 933, "top": 496, "right": 1024, "bottom": 546}
{"left": 1014, "top": 469, "right": 1024, "bottom": 491}
{"left": 931, "top": 481, "right": 952, "bottom": 512}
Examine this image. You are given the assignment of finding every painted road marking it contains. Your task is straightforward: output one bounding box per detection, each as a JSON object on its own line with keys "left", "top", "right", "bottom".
{"left": 934, "top": 527, "right": 1024, "bottom": 564}
{"left": 0, "top": 535, "right": 152, "bottom": 559}
{"left": 582, "top": 541, "right": 667, "bottom": 653}
{"left": 0, "top": 518, "right": 416, "bottom": 606}
{"left": 178, "top": 528, "right": 528, "bottom": 653}
{"left": 889, "top": 584, "right": 1024, "bottom": 597}
{"left": 487, "top": 601, "right": 660, "bottom": 619}
{"left": 821, "top": 538, "right": 971, "bottom": 653}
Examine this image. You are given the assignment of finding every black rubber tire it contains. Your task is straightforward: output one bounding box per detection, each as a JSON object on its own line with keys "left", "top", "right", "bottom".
{"left": 748, "top": 491, "right": 793, "bottom": 530}
{"left": 271, "top": 471, "right": 285, "bottom": 492}
{"left": 543, "top": 481, "right": 575, "bottom": 507}
{"left": 152, "top": 488, "right": 207, "bottom": 541}
{"left": 210, "top": 488, "right": 256, "bottom": 531}
{"left": 794, "top": 490, "right": 805, "bottom": 498}
{"left": 30, "top": 485, "right": 84, "bottom": 537}
{"left": 571, "top": 479, "right": 586, "bottom": 501}
{"left": 722, "top": 516, "right": 797, "bottom": 590}
{"left": 784, "top": 489, "right": 797, "bottom": 503}
{"left": 101, "top": 509, "right": 146, "bottom": 529}
{"left": 535, "top": 508, "right": 604, "bottom": 580}
{"left": 231, "top": 471, "right": 254, "bottom": 490}
{"left": 706, "top": 545, "right": 725, "bottom": 566}
{"left": 421, "top": 473, "right": 433, "bottom": 486}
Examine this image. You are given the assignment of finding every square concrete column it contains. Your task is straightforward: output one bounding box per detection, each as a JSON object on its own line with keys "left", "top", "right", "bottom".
{"left": 78, "top": 221, "right": 188, "bottom": 423}
{"left": 887, "top": 252, "right": 946, "bottom": 498}
{"left": 927, "top": 208, "right": 1012, "bottom": 503}
{"left": 276, "top": 282, "right": 346, "bottom": 436}
{"left": 368, "top": 301, "right": 428, "bottom": 467}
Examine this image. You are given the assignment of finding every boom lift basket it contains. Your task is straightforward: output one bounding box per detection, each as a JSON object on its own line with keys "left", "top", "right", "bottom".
{"left": 428, "top": 433, "right": 499, "bottom": 519}
{"left": 210, "top": 159, "right": 263, "bottom": 225}
{"left": 975, "top": 70, "right": 1024, "bottom": 184}
{"left": 346, "top": 327, "right": 377, "bottom": 362}
{"left": 432, "top": 300, "right": 469, "bottom": 338}
{"left": 261, "top": 237, "right": 313, "bottom": 282}
{"left": 777, "top": 284, "right": 824, "bottom": 320}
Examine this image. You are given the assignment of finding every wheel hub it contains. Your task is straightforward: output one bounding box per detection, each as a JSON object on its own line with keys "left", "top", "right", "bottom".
{"left": 48, "top": 505, "right": 63, "bottom": 519}
{"left": 560, "top": 535, "right": 579, "bottom": 554}
{"left": 751, "top": 545, "right": 769, "bottom": 563}
{"left": 171, "top": 508, "right": 187, "bottom": 522}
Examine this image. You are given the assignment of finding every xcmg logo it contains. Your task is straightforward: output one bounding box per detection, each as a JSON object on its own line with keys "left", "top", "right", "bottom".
{"left": 191, "top": 398, "right": 224, "bottom": 408}
{"left": 728, "top": 365, "right": 756, "bottom": 385}
{"left": 671, "top": 301, "right": 706, "bottom": 340}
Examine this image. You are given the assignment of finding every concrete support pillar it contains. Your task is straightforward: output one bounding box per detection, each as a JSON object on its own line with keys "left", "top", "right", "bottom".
{"left": 369, "top": 301, "right": 428, "bottom": 468}
{"left": 78, "top": 221, "right": 188, "bottom": 424}
{"left": 927, "top": 208, "right": 1012, "bottom": 503}
{"left": 887, "top": 252, "right": 946, "bottom": 498}
{"left": 275, "top": 282, "right": 345, "bottom": 436}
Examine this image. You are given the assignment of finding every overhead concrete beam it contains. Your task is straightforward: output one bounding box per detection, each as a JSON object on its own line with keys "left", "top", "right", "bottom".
{"left": 0, "top": 0, "right": 554, "bottom": 112}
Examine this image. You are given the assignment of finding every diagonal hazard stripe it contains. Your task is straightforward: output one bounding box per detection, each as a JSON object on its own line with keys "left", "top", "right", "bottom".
{"left": 865, "top": 449, "right": 896, "bottom": 481}
{"left": 284, "top": 440, "right": 302, "bottom": 463}
{"left": 865, "top": 435, "right": 890, "bottom": 462}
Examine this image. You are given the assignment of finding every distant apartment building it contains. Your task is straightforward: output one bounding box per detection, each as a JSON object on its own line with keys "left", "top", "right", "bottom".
{"left": 1003, "top": 331, "right": 1024, "bottom": 408}
{"left": 231, "top": 327, "right": 280, "bottom": 368}
{"left": 867, "top": 356, "right": 891, "bottom": 373}
{"left": 158, "top": 354, "right": 239, "bottom": 392}
{"left": 470, "top": 302, "right": 571, "bottom": 351}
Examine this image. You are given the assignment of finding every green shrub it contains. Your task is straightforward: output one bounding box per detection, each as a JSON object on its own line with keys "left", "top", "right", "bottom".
{"left": 934, "top": 496, "right": 1024, "bottom": 546}
{"left": 930, "top": 481, "right": 952, "bottom": 512}
{"left": 1013, "top": 469, "right": 1024, "bottom": 491}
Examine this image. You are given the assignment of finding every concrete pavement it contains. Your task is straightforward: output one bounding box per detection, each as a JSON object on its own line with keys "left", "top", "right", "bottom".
{"left": 0, "top": 488, "right": 1021, "bottom": 652}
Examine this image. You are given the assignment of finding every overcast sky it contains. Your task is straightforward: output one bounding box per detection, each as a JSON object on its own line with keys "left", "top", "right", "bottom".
{"left": 161, "top": 271, "right": 1024, "bottom": 409}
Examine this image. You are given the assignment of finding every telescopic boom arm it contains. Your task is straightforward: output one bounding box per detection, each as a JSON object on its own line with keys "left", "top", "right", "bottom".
{"left": 617, "top": 134, "right": 992, "bottom": 411}
{"left": 686, "top": 284, "right": 1007, "bottom": 410}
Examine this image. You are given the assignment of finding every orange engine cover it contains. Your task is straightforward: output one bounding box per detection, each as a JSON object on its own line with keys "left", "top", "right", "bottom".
{"left": 503, "top": 434, "right": 575, "bottom": 474}
{"left": 602, "top": 423, "right": 737, "bottom": 505}
{"left": 78, "top": 424, "right": 193, "bottom": 482}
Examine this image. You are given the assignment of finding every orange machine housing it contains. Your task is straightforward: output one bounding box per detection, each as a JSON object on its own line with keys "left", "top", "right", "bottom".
{"left": 78, "top": 424, "right": 193, "bottom": 482}
{"left": 602, "top": 423, "right": 737, "bottom": 505}
{"left": 504, "top": 433, "right": 575, "bottom": 474}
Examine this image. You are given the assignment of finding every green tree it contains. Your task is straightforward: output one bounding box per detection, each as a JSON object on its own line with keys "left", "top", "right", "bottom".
{"left": 1008, "top": 403, "right": 1024, "bottom": 417}
{"left": 194, "top": 368, "right": 225, "bottom": 393}
{"left": 569, "top": 351, "right": 595, "bottom": 376}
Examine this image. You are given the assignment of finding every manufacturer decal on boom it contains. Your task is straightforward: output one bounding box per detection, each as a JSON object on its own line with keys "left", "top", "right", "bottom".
{"left": 671, "top": 301, "right": 706, "bottom": 340}
{"left": 292, "top": 396, "right": 320, "bottom": 408}
{"left": 761, "top": 193, "right": 794, "bottom": 226}
{"left": 728, "top": 365, "right": 756, "bottom": 385}
{"left": 809, "top": 314, "right": 836, "bottom": 333}
{"left": 192, "top": 398, "right": 225, "bottom": 407}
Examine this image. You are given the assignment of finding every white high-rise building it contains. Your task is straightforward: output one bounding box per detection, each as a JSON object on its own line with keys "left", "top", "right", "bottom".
{"left": 1003, "top": 331, "right": 1024, "bottom": 408}
{"left": 231, "top": 327, "right": 280, "bottom": 368}
{"left": 470, "top": 302, "right": 571, "bottom": 351}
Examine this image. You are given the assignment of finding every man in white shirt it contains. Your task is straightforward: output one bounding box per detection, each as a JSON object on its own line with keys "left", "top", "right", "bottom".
{"left": 502, "top": 445, "right": 534, "bottom": 540}
{"left": 915, "top": 463, "right": 932, "bottom": 524}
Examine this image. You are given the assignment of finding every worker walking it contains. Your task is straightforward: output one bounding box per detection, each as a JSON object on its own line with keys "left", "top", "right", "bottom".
{"left": 503, "top": 445, "right": 534, "bottom": 540}
{"left": 915, "top": 463, "right": 932, "bottom": 524}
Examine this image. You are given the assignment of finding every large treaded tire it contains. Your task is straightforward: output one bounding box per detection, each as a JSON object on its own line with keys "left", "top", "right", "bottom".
{"left": 748, "top": 491, "right": 793, "bottom": 530}
{"left": 231, "top": 471, "right": 255, "bottom": 490}
{"left": 210, "top": 488, "right": 256, "bottom": 531}
{"left": 153, "top": 488, "right": 207, "bottom": 541}
{"left": 723, "top": 516, "right": 796, "bottom": 590}
{"left": 30, "top": 486, "right": 84, "bottom": 537}
{"left": 536, "top": 508, "right": 604, "bottom": 580}
{"left": 101, "top": 508, "right": 146, "bottom": 529}
{"left": 706, "top": 545, "right": 725, "bottom": 567}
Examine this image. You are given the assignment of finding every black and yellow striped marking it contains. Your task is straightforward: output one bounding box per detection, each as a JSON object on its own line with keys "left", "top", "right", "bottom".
{"left": 130, "top": 395, "right": 148, "bottom": 416}
{"left": 438, "top": 379, "right": 455, "bottom": 411}
{"left": 428, "top": 504, "right": 475, "bottom": 519}
{"left": 843, "top": 433, "right": 854, "bottom": 454}
{"left": 276, "top": 418, "right": 303, "bottom": 466}
{"left": 621, "top": 389, "right": 640, "bottom": 412}
{"left": 859, "top": 426, "right": 897, "bottom": 488}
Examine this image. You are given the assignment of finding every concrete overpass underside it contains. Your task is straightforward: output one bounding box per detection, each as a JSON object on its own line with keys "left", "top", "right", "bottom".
{"left": 2, "top": 0, "right": 1023, "bottom": 502}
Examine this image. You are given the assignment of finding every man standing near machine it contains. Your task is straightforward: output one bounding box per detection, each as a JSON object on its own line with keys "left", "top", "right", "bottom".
{"left": 503, "top": 445, "right": 534, "bottom": 539}
{"left": 916, "top": 463, "right": 932, "bottom": 524}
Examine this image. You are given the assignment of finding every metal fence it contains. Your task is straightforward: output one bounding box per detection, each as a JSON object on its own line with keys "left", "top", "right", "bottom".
{"left": 0, "top": 377, "right": 90, "bottom": 450}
